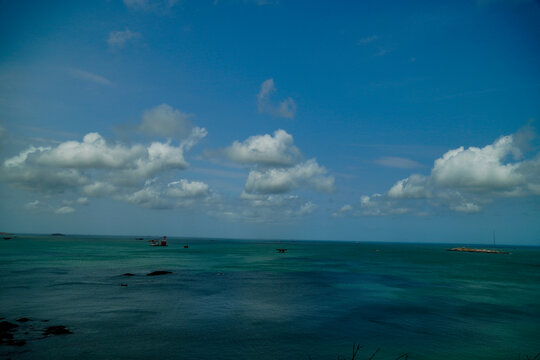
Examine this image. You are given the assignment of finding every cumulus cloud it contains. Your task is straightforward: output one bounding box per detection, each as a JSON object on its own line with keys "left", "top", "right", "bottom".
{"left": 139, "top": 104, "right": 194, "bottom": 140}
{"left": 220, "top": 129, "right": 301, "bottom": 166}
{"left": 167, "top": 179, "right": 210, "bottom": 198}
{"left": 244, "top": 159, "right": 334, "bottom": 194}
{"left": 343, "top": 128, "right": 540, "bottom": 217}
{"left": 212, "top": 128, "right": 334, "bottom": 205}
{"left": 69, "top": 69, "right": 113, "bottom": 86}
{"left": 1, "top": 114, "right": 207, "bottom": 208}
{"left": 125, "top": 184, "right": 172, "bottom": 209}
{"left": 108, "top": 29, "right": 141, "bottom": 48}
{"left": 36, "top": 133, "right": 146, "bottom": 169}
{"left": 431, "top": 135, "right": 524, "bottom": 190}
{"left": 257, "top": 78, "right": 297, "bottom": 119}
{"left": 82, "top": 182, "right": 117, "bottom": 197}
{"left": 124, "top": 178, "right": 213, "bottom": 209}
{"left": 387, "top": 174, "right": 430, "bottom": 199}
{"left": 2, "top": 149, "right": 88, "bottom": 193}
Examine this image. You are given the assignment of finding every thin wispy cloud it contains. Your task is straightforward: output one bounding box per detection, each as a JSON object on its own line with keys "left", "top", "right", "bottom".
{"left": 214, "top": 0, "right": 279, "bottom": 5}
{"left": 374, "top": 156, "right": 423, "bottom": 169}
{"left": 107, "top": 29, "right": 141, "bottom": 49}
{"left": 357, "top": 35, "right": 378, "bottom": 44}
{"left": 374, "top": 49, "right": 391, "bottom": 57}
{"left": 68, "top": 68, "right": 113, "bottom": 86}
{"left": 55, "top": 206, "right": 75, "bottom": 215}
{"left": 257, "top": 78, "right": 297, "bottom": 119}
{"left": 123, "top": 0, "right": 178, "bottom": 12}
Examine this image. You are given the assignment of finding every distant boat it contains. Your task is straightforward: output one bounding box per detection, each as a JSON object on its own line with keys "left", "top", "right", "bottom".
{"left": 50, "top": 233, "right": 65, "bottom": 236}
{"left": 276, "top": 248, "right": 287, "bottom": 253}
{"left": 150, "top": 236, "right": 168, "bottom": 247}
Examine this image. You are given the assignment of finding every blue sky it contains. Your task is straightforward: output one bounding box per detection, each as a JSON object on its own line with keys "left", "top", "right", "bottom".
{"left": 1, "top": 0, "right": 539, "bottom": 244}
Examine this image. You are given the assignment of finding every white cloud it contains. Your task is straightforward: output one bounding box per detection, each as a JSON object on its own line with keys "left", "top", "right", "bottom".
{"left": 125, "top": 178, "right": 213, "bottom": 209}
{"left": 244, "top": 159, "right": 334, "bottom": 194}
{"left": 55, "top": 206, "right": 75, "bottom": 215}
{"left": 351, "top": 128, "right": 540, "bottom": 216}
{"left": 221, "top": 129, "right": 301, "bottom": 166}
{"left": 139, "top": 104, "right": 194, "bottom": 140}
{"left": 167, "top": 179, "right": 209, "bottom": 198}
{"left": 82, "top": 182, "right": 117, "bottom": 197}
{"left": 431, "top": 135, "right": 523, "bottom": 190}
{"left": 108, "top": 29, "right": 141, "bottom": 48}
{"left": 36, "top": 133, "right": 146, "bottom": 169}
{"left": 125, "top": 185, "right": 172, "bottom": 209}
{"left": 2, "top": 152, "right": 88, "bottom": 193}
{"left": 257, "top": 78, "right": 297, "bottom": 119}
{"left": 69, "top": 69, "right": 113, "bottom": 86}
{"left": 1, "top": 122, "right": 206, "bottom": 199}
{"left": 387, "top": 174, "right": 430, "bottom": 199}
{"left": 3, "top": 130, "right": 207, "bottom": 189}
{"left": 450, "top": 202, "right": 481, "bottom": 213}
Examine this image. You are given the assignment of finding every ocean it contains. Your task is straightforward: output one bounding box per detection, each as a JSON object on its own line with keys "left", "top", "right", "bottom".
{"left": 1, "top": 235, "right": 539, "bottom": 359}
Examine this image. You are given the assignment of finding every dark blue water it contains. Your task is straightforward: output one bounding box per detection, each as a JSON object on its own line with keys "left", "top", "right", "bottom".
{"left": 1, "top": 235, "right": 539, "bottom": 359}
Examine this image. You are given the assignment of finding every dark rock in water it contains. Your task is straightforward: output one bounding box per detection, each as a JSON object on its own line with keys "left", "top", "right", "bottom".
{"left": 122, "top": 273, "right": 135, "bottom": 276}
{"left": 50, "top": 233, "right": 65, "bottom": 236}
{"left": 146, "top": 270, "right": 172, "bottom": 276}
{"left": 43, "top": 326, "right": 72, "bottom": 336}
{"left": 1, "top": 321, "right": 19, "bottom": 346}
{"left": 120, "top": 283, "right": 128, "bottom": 287}
{"left": 10, "top": 339, "right": 26, "bottom": 346}
{"left": 0, "top": 321, "right": 18, "bottom": 332}
{"left": 16, "top": 318, "right": 30, "bottom": 323}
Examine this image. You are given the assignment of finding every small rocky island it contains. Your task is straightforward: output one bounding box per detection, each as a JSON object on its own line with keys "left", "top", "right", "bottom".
{"left": 447, "top": 247, "right": 509, "bottom": 254}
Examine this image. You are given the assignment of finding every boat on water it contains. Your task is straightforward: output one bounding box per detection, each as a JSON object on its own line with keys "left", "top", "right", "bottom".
{"left": 150, "top": 236, "right": 168, "bottom": 247}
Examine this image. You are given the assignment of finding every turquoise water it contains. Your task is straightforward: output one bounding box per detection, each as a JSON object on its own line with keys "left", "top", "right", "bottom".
{"left": 1, "top": 235, "right": 539, "bottom": 359}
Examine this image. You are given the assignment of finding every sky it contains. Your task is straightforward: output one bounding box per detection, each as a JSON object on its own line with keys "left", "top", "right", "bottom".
{"left": 0, "top": 0, "right": 539, "bottom": 244}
